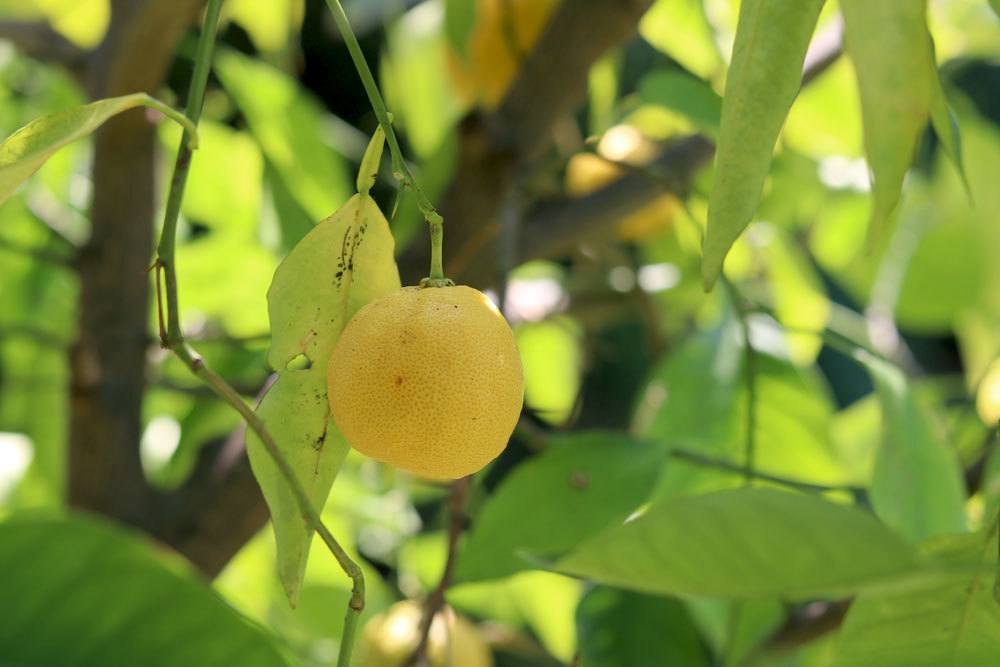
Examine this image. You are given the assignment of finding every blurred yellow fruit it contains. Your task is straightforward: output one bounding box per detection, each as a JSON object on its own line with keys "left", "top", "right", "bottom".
{"left": 450, "top": 0, "right": 561, "bottom": 109}
{"left": 328, "top": 285, "right": 524, "bottom": 479}
{"left": 565, "top": 124, "right": 679, "bottom": 241}
{"left": 355, "top": 601, "right": 494, "bottom": 667}
{"left": 976, "top": 361, "right": 1000, "bottom": 426}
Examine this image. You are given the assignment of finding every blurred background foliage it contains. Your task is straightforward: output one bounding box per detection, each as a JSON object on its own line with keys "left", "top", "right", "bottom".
{"left": 1, "top": 0, "right": 1000, "bottom": 666}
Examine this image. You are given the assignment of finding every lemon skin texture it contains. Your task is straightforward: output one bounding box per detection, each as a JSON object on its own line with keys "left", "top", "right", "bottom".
{"left": 327, "top": 285, "right": 524, "bottom": 480}
{"left": 355, "top": 601, "right": 494, "bottom": 667}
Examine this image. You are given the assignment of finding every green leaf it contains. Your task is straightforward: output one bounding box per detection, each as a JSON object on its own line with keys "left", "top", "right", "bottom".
{"left": 633, "top": 327, "right": 853, "bottom": 499}
{"left": 0, "top": 92, "right": 196, "bottom": 207}
{"left": 859, "top": 354, "right": 968, "bottom": 542}
{"left": 840, "top": 0, "right": 936, "bottom": 248}
{"left": 557, "top": 487, "right": 920, "bottom": 599}
{"left": 576, "top": 587, "right": 710, "bottom": 667}
{"left": 455, "top": 432, "right": 665, "bottom": 583}
{"left": 833, "top": 528, "right": 1000, "bottom": 667}
{"left": 0, "top": 514, "right": 292, "bottom": 667}
{"left": 928, "top": 60, "right": 970, "bottom": 198}
{"left": 214, "top": 49, "right": 352, "bottom": 221}
{"left": 989, "top": 0, "right": 1000, "bottom": 21}
{"left": 248, "top": 192, "right": 400, "bottom": 605}
{"left": 637, "top": 68, "right": 722, "bottom": 136}
{"left": 701, "top": 0, "right": 825, "bottom": 289}
{"left": 639, "top": 0, "right": 724, "bottom": 81}
{"left": 444, "top": 0, "right": 477, "bottom": 58}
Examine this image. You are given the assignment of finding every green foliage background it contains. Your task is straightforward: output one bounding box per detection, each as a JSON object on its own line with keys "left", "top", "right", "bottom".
{"left": 1, "top": 0, "right": 1000, "bottom": 666}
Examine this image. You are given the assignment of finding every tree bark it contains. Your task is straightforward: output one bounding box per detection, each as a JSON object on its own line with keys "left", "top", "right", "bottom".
{"left": 68, "top": 0, "right": 206, "bottom": 528}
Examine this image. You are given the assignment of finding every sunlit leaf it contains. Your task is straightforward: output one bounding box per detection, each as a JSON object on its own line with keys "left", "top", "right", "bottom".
{"left": 515, "top": 316, "right": 583, "bottom": 425}
{"left": 214, "top": 49, "right": 352, "bottom": 221}
{"left": 833, "top": 529, "right": 1000, "bottom": 667}
{"left": 0, "top": 514, "right": 292, "bottom": 666}
{"left": 639, "top": 0, "right": 725, "bottom": 82}
{"left": 0, "top": 93, "right": 195, "bottom": 207}
{"left": 455, "top": 432, "right": 665, "bottom": 583}
{"left": 859, "top": 353, "right": 967, "bottom": 542}
{"left": 224, "top": 0, "right": 304, "bottom": 54}
{"left": 702, "top": 0, "right": 825, "bottom": 289}
{"left": 557, "top": 487, "right": 921, "bottom": 599}
{"left": 637, "top": 68, "right": 722, "bottom": 137}
{"left": 840, "top": 0, "right": 937, "bottom": 248}
{"left": 248, "top": 186, "right": 400, "bottom": 605}
{"left": 576, "top": 587, "right": 710, "bottom": 667}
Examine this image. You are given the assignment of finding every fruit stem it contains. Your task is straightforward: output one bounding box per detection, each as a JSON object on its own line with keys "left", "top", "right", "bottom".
{"left": 322, "top": 0, "right": 449, "bottom": 283}
{"left": 151, "top": 3, "right": 366, "bottom": 665}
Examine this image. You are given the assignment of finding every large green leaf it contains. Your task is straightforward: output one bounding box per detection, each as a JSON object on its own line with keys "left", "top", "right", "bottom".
{"left": 833, "top": 528, "right": 1000, "bottom": 667}
{"left": 214, "top": 49, "right": 352, "bottom": 221}
{"left": 248, "top": 182, "right": 400, "bottom": 605}
{"left": 0, "top": 92, "right": 195, "bottom": 206}
{"left": 455, "top": 432, "right": 665, "bottom": 583}
{"left": 633, "top": 327, "right": 852, "bottom": 499}
{"left": 576, "top": 587, "right": 710, "bottom": 667}
{"left": 840, "top": 0, "right": 936, "bottom": 248}
{"left": 0, "top": 514, "right": 292, "bottom": 667}
{"left": 701, "top": 0, "right": 825, "bottom": 289}
{"left": 637, "top": 68, "right": 722, "bottom": 136}
{"left": 860, "top": 354, "right": 967, "bottom": 542}
{"left": 557, "top": 487, "right": 920, "bottom": 599}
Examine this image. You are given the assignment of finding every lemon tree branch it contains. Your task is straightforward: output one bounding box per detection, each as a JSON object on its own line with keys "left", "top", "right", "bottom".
{"left": 151, "top": 1, "right": 364, "bottom": 663}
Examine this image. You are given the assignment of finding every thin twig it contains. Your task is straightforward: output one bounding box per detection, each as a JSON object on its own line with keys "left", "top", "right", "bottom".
{"left": 668, "top": 449, "right": 867, "bottom": 499}
{"left": 321, "top": 0, "right": 445, "bottom": 282}
{"left": 405, "top": 476, "right": 473, "bottom": 667}
{"left": 149, "top": 2, "right": 364, "bottom": 664}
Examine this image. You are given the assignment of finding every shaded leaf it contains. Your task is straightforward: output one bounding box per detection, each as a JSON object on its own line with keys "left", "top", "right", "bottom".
{"left": 214, "top": 49, "right": 352, "bottom": 221}
{"left": 444, "top": 0, "right": 477, "bottom": 58}
{"left": 248, "top": 189, "right": 400, "bottom": 604}
{"left": 833, "top": 528, "right": 1000, "bottom": 667}
{"left": 701, "top": 0, "right": 825, "bottom": 289}
{"left": 0, "top": 92, "right": 195, "bottom": 206}
{"left": 0, "top": 514, "right": 292, "bottom": 667}
{"left": 860, "top": 353, "right": 967, "bottom": 542}
{"left": 557, "top": 487, "right": 920, "bottom": 599}
{"left": 840, "top": 0, "right": 936, "bottom": 247}
{"left": 637, "top": 68, "right": 722, "bottom": 136}
{"left": 576, "top": 587, "right": 710, "bottom": 667}
{"left": 455, "top": 432, "right": 665, "bottom": 583}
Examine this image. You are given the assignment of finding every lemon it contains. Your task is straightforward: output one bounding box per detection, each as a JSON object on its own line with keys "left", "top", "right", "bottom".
{"left": 450, "top": 0, "right": 561, "bottom": 109}
{"left": 327, "top": 285, "right": 523, "bottom": 479}
{"left": 565, "top": 124, "right": 678, "bottom": 241}
{"left": 355, "top": 601, "right": 494, "bottom": 667}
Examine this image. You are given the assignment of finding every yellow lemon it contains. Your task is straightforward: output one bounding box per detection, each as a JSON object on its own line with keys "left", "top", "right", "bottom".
{"left": 328, "top": 285, "right": 523, "bottom": 479}
{"left": 565, "top": 124, "right": 678, "bottom": 241}
{"left": 355, "top": 601, "right": 494, "bottom": 667}
{"left": 451, "top": 0, "right": 561, "bottom": 109}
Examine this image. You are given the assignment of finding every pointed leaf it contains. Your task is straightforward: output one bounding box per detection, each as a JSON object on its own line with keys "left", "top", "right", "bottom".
{"left": 859, "top": 353, "right": 967, "bottom": 542}
{"left": 834, "top": 528, "right": 1000, "bottom": 667}
{"left": 701, "top": 0, "right": 825, "bottom": 289}
{"left": 840, "top": 0, "right": 936, "bottom": 248}
{"left": 248, "top": 192, "right": 400, "bottom": 604}
{"left": 557, "top": 488, "right": 920, "bottom": 599}
{"left": 0, "top": 93, "right": 196, "bottom": 207}
{"left": 0, "top": 514, "right": 292, "bottom": 667}
{"left": 455, "top": 432, "right": 665, "bottom": 583}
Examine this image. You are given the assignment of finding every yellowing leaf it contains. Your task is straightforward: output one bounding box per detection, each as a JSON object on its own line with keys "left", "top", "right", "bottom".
{"left": 701, "top": 0, "right": 825, "bottom": 289}
{"left": 0, "top": 93, "right": 196, "bottom": 207}
{"left": 247, "top": 190, "right": 400, "bottom": 605}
